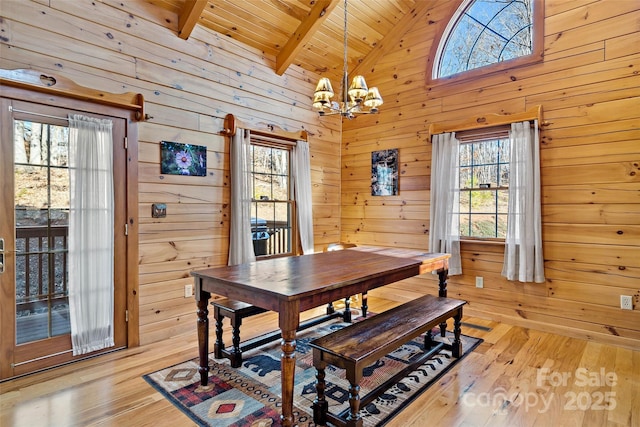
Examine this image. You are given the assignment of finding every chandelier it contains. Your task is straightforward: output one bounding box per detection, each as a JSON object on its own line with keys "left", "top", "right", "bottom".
{"left": 312, "top": 0, "right": 383, "bottom": 118}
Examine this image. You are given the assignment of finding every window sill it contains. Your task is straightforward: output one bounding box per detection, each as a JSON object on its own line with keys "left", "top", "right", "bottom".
{"left": 460, "top": 238, "right": 505, "bottom": 247}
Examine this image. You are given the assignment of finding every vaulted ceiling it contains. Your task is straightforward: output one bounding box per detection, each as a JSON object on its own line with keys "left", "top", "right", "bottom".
{"left": 151, "top": 0, "right": 434, "bottom": 81}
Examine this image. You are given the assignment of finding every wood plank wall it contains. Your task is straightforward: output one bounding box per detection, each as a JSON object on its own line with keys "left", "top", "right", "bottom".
{"left": 1, "top": 0, "right": 638, "bottom": 351}
{"left": 0, "top": 0, "right": 341, "bottom": 345}
{"left": 341, "top": 0, "right": 640, "bottom": 349}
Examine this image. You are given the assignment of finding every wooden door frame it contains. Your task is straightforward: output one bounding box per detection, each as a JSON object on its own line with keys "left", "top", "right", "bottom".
{"left": 0, "top": 86, "right": 140, "bottom": 357}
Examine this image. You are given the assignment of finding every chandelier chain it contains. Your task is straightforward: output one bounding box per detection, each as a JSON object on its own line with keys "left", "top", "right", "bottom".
{"left": 343, "top": 0, "right": 348, "bottom": 102}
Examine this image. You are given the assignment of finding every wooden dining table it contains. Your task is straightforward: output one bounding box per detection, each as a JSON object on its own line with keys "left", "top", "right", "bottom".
{"left": 191, "top": 246, "right": 450, "bottom": 427}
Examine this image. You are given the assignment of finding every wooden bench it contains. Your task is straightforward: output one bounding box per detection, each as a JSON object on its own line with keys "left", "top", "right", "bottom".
{"left": 309, "top": 294, "right": 466, "bottom": 427}
{"left": 212, "top": 298, "right": 268, "bottom": 368}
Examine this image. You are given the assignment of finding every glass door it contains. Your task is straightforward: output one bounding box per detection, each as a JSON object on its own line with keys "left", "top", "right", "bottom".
{"left": 0, "top": 100, "right": 128, "bottom": 379}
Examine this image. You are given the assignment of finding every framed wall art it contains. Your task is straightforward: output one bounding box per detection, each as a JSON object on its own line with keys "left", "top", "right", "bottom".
{"left": 160, "top": 141, "right": 207, "bottom": 176}
{"left": 371, "top": 148, "right": 398, "bottom": 196}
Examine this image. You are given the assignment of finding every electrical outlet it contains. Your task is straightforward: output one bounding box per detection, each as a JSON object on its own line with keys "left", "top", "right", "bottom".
{"left": 475, "top": 276, "right": 484, "bottom": 288}
{"left": 184, "top": 284, "right": 193, "bottom": 298}
{"left": 620, "top": 295, "right": 633, "bottom": 310}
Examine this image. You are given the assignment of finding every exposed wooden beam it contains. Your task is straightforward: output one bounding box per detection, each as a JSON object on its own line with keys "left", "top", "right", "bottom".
{"left": 178, "top": 0, "right": 208, "bottom": 40}
{"left": 275, "top": 0, "right": 340, "bottom": 76}
{"left": 351, "top": 0, "right": 433, "bottom": 77}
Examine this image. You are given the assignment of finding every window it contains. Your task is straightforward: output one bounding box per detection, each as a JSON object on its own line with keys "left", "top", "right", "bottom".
{"left": 14, "top": 120, "right": 71, "bottom": 343}
{"left": 458, "top": 135, "right": 510, "bottom": 239}
{"left": 432, "top": 0, "right": 541, "bottom": 80}
{"left": 430, "top": 113, "right": 543, "bottom": 281}
{"left": 250, "top": 140, "right": 295, "bottom": 257}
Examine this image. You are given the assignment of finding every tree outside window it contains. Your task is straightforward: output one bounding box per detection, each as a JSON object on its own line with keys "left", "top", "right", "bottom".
{"left": 434, "top": 0, "right": 535, "bottom": 79}
{"left": 458, "top": 138, "right": 510, "bottom": 239}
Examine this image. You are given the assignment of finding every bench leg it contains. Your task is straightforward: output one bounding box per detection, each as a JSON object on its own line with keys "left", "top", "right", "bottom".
{"left": 361, "top": 292, "right": 368, "bottom": 318}
{"left": 346, "top": 382, "right": 363, "bottom": 427}
{"left": 342, "top": 297, "right": 352, "bottom": 323}
{"left": 213, "top": 307, "right": 225, "bottom": 360}
{"left": 326, "top": 302, "right": 335, "bottom": 315}
{"left": 439, "top": 323, "right": 447, "bottom": 337}
{"left": 452, "top": 309, "right": 463, "bottom": 358}
{"left": 229, "top": 315, "right": 243, "bottom": 368}
{"left": 438, "top": 269, "right": 448, "bottom": 337}
{"left": 424, "top": 329, "right": 434, "bottom": 350}
{"left": 312, "top": 363, "right": 328, "bottom": 425}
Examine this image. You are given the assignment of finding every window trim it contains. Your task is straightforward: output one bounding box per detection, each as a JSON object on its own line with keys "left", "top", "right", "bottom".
{"left": 426, "top": 0, "right": 545, "bottom": 88}
{"left": 458, "top": 136, "right": 510, "bottom": 240}
{"left": 249, "top": 136, "right": 299, "bottom": 259}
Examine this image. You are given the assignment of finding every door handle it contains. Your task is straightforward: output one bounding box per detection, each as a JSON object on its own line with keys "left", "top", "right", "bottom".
{"left": 0, "top": 238, "right": 4, "bottom": 273}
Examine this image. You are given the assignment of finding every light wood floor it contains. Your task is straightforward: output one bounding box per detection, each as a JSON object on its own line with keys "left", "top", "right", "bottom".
{"left": 1, "top": 297, "right": 638, "bottom": 427}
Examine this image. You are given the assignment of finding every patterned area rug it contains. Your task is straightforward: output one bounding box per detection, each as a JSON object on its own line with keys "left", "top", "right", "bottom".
{"left": 143, "top": 312, "right": 482, "bottom": 426}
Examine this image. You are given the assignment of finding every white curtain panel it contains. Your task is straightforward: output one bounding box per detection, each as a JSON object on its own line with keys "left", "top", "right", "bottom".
{"left": 429, "top": 132, "right": 462, "bottom": 275}
{"left": 502, "top": 120, "right": 545, "bottom": 283}
{"left": 68, "top": 114, "right": 115, "bottom": 356}
{"left": 228, "top": 128, "right": 257, "bottom": 265}
{"left": 292, "top": 140, "right": 314, "bottom": 254}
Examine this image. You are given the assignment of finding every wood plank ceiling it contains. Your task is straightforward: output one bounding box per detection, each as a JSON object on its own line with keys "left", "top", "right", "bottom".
{"left": 150, "top": 0, "right": 428, "bottom": 82}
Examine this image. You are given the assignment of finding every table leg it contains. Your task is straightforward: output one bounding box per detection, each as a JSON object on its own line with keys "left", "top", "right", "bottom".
{"left": 279, "top": 301, "right": 300, "bottom": 427}
{"left": 280, "top": 329, "right": 297, "bottom": 427}
{"left": 437, "top": 268, "right": 448, "bottom": 297}
{"left": 195, "top": 279, "right": 211, "bottom": 387}
{"left": 438, "top": 268, "right": 448, "bottom": 337}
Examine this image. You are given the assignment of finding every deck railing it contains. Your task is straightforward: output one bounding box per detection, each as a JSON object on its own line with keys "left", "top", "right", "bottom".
{"left": 15, "top": 221, "right": 289, "bottom": 310}
{"left": 16, "top": 225, "right": 68, "bottom": 312}
{"left": 265, "top": 221, "right": 291, "bottom": 255}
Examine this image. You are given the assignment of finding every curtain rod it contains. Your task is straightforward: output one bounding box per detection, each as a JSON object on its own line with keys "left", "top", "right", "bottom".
{"left": 9, "top": 106, "right": 68, "bottom": 122}
{"left": 251, "top": 134, "right": 297, "bottom": 146}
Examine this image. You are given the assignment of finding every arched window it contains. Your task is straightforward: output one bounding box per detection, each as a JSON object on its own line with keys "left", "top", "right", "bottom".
{"left": 432, "top": 0, "right": 543, "bottom": 80}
